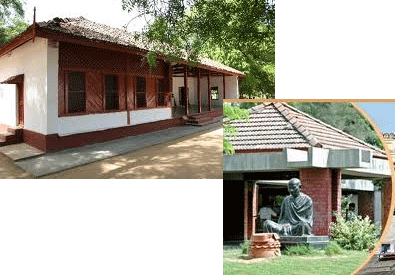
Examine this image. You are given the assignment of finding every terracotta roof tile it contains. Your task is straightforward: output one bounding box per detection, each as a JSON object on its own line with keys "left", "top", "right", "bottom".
{"left": 36, "top": 16, "right": 245, "bottom": 76}
{"left": 226, "top": 102, "right": 387, "bottom": 158}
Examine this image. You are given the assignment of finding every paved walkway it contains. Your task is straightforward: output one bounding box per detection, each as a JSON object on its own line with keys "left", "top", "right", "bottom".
{"left": 357, "top": 255, "right": 395, "bottom": 274}
{"left": 15, "top": 121, "right": 222, "bottom": 177}
{"left": 0, "top": 143, "right": 44, "bottom": 161}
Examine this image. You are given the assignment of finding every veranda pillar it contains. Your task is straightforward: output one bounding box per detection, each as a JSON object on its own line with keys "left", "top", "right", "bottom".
{"left": 184, "top": 65, "right": 189, "bottom": 115}
{"left": 331, "top": 169, "right": 342, "bottom": 222}
{"left": 382, "top": 177, "right": 393, "bottom": 229}
{"left": 197, "top": 68, "right": 201, "bottom": 113}
{"left": 223, "top": 73, "right": 226, "bottom": 100}
{"left": 244, "top": 181, "right": 253, "bottom": 240}
{"left": 207, "top": 72, "right": 212, "bottom": 111}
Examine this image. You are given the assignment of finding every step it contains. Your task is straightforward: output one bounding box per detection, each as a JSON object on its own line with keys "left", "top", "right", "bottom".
{"left": 0, "top": 129, "right": 23, "bottom": 146}
{"left": 185, "top": 119, "right": 217, "bottom": 126}
{"left": 186, "top": 116, "right": 214, "bottom": 124}
{"left": 186, "top": 114, "right": 214, "bottom": 121}
{"left": 188, "top": 113, "right": 212, "bottom": 118}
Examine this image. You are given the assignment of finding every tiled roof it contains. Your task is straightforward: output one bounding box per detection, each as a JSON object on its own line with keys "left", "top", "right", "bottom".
{"left": 383, "top": 133, "right": 395, "bottom": 138}
{"left": 226, "top": 102, "right": 387, "bottom": 158}
{"left": 36, "top": 16, "right": 245, "bottom": 76}
{"left": 383, "top": 134, "right": 395, "bottom": 159}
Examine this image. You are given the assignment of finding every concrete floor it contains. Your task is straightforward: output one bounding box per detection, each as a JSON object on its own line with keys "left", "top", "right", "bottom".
{"left": 0, "top": 143, "right": 44, "bottom": 161}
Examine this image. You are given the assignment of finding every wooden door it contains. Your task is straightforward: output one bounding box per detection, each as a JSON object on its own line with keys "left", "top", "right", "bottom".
{"left": 179, "top": 87, "right": 187, "bottom": 106}
{"left": 17, "top": 82, "right": 24, "bottom": 126}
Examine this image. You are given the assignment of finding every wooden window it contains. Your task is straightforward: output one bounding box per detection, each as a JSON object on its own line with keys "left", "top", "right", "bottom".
{"left": 68, "top": 71, "right": 86, "bottom": 113}
{"left": 157, "top": 79, "right": 165, "bottom": 106}
{"left": 105, "top": 75, "right": 119, "bottom": 110}
{"left": 136, "top": 76, "right": 147, "bottom": 108}
{"left": 211, "top": 86, "right": 219, "bottom": 100}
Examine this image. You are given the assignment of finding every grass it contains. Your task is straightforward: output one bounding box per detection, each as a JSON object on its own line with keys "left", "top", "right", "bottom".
{"left": 223, "top": 248, "right": 368, "bottom": 275}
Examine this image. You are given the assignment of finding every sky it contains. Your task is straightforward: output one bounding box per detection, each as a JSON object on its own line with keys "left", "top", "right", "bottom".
{"left": 356, "top": 103, "right": 395, "bottom": 134}
{"left": 23, "top": 0, "right": 149, "bottom": 32}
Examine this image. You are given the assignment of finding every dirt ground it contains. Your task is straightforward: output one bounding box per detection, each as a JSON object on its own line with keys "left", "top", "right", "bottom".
{"left": 45, "top": 127, "right": 223, "bottom": 179}
{"left": 0, "top": 152, "right": 33, "bottom": 179}
{"left": 0, "top": 127, "right": 223, "bottom": 179}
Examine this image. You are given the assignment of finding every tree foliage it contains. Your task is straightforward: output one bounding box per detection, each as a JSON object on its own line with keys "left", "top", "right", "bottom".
{"left": 223, "top": 103, "right": 249, "bottom": 154}
{"left": 0, "top": 16, "right": 28, "bottom": 45}
{"left": 288, "top": 102, "right": 383, "bottom": 149}
{"left": 122, "top": 0, "right": 275, "bottom": 98}
{"left": 0, "top": 0, "right": 28, "bottom": 46}
{"left": 0, "top": 0, "right": 24, "bottom": 22}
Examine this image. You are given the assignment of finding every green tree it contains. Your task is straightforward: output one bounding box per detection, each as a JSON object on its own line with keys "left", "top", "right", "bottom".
{"left": 0, "top": 0, "right": 24, "bottom": 22}
{"left": 288, "top": 102, "right": 383, "bottom": 149}
{"left": 122, "top": 0, "right": 275, "bottom": 98}
{"left": 223, "top": 103, "right": 249, "bottom": 154}
{"left": 0, "top": 0, "right": 28, "bottom": 45}
{"left": 0, "top": 16, "right": 28, "bottom": 45}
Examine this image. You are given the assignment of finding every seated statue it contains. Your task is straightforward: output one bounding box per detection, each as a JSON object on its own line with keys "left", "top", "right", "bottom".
{"left": 263, "top": 178, "right": 313, "bottom": 236}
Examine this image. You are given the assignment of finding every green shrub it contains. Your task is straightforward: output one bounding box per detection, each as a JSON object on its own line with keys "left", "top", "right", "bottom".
{"left": 330, "top": 212, "right": 379, "bottom": 250}
{"left": 283, "top": 244, "right": 316, "bottom": 256}
{"left": 324, "top": 241, "right": 343, "bottom": 256}
{"left": 240, "top": 240, "right": 251, "bottom": 255}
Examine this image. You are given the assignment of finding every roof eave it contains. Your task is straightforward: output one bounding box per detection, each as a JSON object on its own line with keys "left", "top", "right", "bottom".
{"left": 36, "top": 27, "right": 148, "bottom": 56}
{"left": 0, "top": 26, "right": 34, "bottom": 58}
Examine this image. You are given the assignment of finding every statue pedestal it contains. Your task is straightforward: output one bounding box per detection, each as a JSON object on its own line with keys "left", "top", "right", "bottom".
{"left": 249, "top": 233, "right": 281, "bottom": 258}
{"left": 280, "top": 235, "right": 330, "bottom": 249}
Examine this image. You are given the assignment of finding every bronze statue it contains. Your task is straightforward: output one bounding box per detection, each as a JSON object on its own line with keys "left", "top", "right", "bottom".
{"left": 263, "top": 178, "right": 313, "bottom": 236}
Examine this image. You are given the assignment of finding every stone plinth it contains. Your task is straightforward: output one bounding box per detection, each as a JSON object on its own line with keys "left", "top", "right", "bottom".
{"left": 249, "top": 233, "right": 281, "bottom": 258}
{"left": 280, "top": 235, "right": 330, "bottom": 249}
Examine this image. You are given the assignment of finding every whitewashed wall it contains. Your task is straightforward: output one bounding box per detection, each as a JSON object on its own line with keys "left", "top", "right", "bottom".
{"left": 0, "top": 84, "right": 17, "bottom": 127}
{"left": 46, "top": 40, "right": 59, "bottom": 135}
{"left": 0, "top": 37, "right": 235, "bottom": 137}
{"left": 57, "top": 108, "right": 172, "bottom": 136}
{"left": 130, "top": 108, "right": 172, "bottom": 125}
{"left": 0, "top": 38, "right": 49, "bottom": 134}
{"left": 172, "top": 75, "right": 239, "bottom": 107}
{"left": 57, "top": 112, "right": 128, "bottom": 136}
{"left": 225, "top": 76, "right": 239, "bottom": 99}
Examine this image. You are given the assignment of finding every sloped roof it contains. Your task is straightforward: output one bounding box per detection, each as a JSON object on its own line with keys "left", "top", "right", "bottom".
{"left": 227, "top": 102, "right": 387, "bottom": 158}
{"left": 35, "top": 16, "right": 245, "bottom": 76}
{"left": 383, "top": 134, "right": 395, "bottom": 159}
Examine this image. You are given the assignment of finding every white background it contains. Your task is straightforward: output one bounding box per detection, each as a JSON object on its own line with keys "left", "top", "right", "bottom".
{"left": 0, "top": 181, "right": 223, "bottom": 274}
{"left": 277, "top": 0, "right": 395, "bottom": 99}
{"left": 3, "top": 1, "right": 394, "bottom": 274}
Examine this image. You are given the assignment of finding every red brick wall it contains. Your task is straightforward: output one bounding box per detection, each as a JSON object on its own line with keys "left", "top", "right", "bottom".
{"left": 331, "top": 169, "right": 342, "bottom": 222}
{"left": 357, "top": 191, "right": 375, "bottom": 221}
{"left": 245, "top": 182, "right": 253, "bottom": 239}
{"left": 300, "top": 168, "right": 333, "bottom": 236}
{"left": 382, "top": 178, "right": 393, "bottom": 229}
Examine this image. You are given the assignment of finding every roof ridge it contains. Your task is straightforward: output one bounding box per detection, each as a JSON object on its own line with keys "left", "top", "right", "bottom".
{"left": 383, "top": 133, "right": 395, "bottom": 138}
{"left": 284, "top": 103, "right": 386, "bottom": 155}
{"left": 249, "top": 102, "right": 272, "bottom": 113}
{"left": 272, "top": 102, "right": 323, "bottom": 147}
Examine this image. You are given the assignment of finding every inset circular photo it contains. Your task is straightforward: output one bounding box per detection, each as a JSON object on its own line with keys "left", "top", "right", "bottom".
{"left": 223, "top": 101, "right": 394, "bottom": 275}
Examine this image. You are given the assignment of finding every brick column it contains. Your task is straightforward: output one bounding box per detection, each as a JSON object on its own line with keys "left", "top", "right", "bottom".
{"left": 331, "top": 169, "right": 342, "bottom": 222}
{"left": 358, "top": 191, "right": 375, "bottom": 220}
{"left": 244, "top": 181, "right": 254, "bottom": 240}
{"left": 300, "top": 168, "right": 332, "bottom": 236}
{"left": 382, "top": 178, "right": 393, "bottom": 229}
